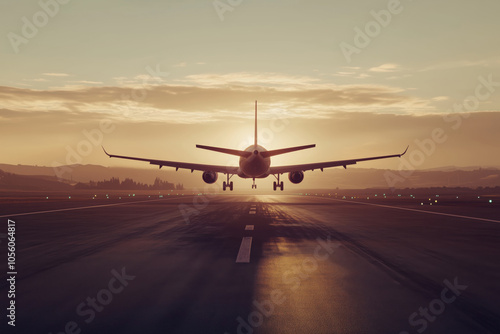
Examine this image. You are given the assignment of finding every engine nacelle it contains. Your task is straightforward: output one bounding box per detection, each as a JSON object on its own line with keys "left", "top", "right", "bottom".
{"left": 202, "top": 171, "right": 218, "bottom": 184}
{"left": 288, "top": 171, "right": 304, "bottom": 184}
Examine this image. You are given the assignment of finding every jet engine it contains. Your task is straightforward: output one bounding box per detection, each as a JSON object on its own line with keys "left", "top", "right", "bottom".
{"left": 288, "top": 171, "right": 304, "bottom": 184}
{"left": 202, "top": 171, "right": 218, "bottom": 184}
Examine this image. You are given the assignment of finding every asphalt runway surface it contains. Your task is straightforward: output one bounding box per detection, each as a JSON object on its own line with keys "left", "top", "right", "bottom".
{"left": 1, "top": 192, "right": 499, "bottom": 334}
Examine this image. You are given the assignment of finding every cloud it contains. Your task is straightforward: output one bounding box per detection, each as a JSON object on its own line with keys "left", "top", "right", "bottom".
{"left": 0, "top": 71, "right": 441, "bottom": 124}
{"left": 42, "top": 73, "right": 70, "bottom": 77}
{"left": 70, "top": 80, "right": 104, "bottom": 85}
{"left": 369, "top": 64, "right": 400, "bottom": 73}
{"left": 419, "top": 57, "right": 500, "bottom": 72}
{"left": 431, "top": 96, "right": 449, "bottom": 101}
{"left": 24, "top": 78, "right": 48, "bottom": 82}
{"left": 179, "top": 72, "right": 321, "bottom": 89}
{"left": 0, "top": 81, "right": 432, "bottom": 122}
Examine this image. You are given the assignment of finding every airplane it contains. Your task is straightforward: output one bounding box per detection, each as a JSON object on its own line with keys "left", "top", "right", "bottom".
{"left": 103, "top": 101, "right": 408, "bottom": 191}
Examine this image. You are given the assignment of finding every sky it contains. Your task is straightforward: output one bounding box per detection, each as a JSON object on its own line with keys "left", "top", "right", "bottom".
{"left": 1, "top": 0, "right": 500, "bottom": 177}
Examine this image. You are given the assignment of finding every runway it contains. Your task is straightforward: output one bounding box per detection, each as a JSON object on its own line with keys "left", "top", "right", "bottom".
{"left": 1, "top": 193, "right": 499, "bottom": 333}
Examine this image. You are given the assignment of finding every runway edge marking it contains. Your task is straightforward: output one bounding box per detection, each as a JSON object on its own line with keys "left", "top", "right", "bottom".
{"left": 0, "top": 196, "right": 187, "bottom": 218}
{"left": 322, "top": 197, "right": 500, "bottom": 224}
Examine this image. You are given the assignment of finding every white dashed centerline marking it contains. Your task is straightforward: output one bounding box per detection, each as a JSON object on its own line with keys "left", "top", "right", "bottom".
{"left": 245, "top": 225, "right": 254, "bottom": 231}
{"left": 236, "top": 237, "right": 253, "bottom": 263}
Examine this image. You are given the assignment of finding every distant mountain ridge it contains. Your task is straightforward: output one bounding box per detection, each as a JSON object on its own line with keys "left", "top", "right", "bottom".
{"left": 0, "top": 169, "right": 72, "bottom": 191}
{"left": 1, "top": 163, "right": 500, "bottom": 190}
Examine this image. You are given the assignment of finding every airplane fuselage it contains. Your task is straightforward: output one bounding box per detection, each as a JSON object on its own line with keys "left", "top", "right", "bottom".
{"left": 238, "top": 145, "right": 270, "bottom": 178}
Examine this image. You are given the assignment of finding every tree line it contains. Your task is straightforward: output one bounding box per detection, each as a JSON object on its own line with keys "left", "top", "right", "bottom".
{"left": 74, "top": 177, "right": 183, "bottom": 190}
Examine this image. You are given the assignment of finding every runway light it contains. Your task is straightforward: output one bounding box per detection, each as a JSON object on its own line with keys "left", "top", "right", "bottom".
{"left": 421, "top": 203, "right": 423, "bottom": 205}
{"left": 68, "top": 196, "right": 71, "bottom": 199}
{"left": 46, "top": 197, "right": 49, "bottom": 199}
{"left": 489, "top": 200, "right": 493, "bottom": 203}
{"left": 435, "top": 200, "right": 437, "bottom": 203}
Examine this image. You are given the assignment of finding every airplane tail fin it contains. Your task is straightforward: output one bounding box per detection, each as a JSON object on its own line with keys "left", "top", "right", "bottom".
{"left": 254, "top": 100, "right": 258, "bottom": 146}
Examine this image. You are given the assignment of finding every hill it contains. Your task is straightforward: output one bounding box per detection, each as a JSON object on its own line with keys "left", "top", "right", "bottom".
{"left": 1, "top": 163, "right": 500, "bottom": 190}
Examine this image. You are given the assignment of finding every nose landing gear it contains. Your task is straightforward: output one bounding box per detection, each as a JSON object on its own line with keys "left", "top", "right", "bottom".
{"left": 252, "top": 178, "right": 257, "bottom": 189}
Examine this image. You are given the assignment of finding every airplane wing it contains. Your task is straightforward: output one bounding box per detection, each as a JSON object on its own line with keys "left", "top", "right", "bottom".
{"left": 268, "top": 146, "right": 408, "bottom": 174}
{"left": 102, "top": 147, "right": 239, "bottom": 174}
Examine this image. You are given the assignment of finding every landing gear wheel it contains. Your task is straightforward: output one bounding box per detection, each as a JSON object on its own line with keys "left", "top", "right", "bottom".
{"left": 223, "top": 181, "right": 227, "bottom": 191}
{"left": 273, "top": 174, "right": 284, "bottom": 191}
{"left": 229, "top": 181, "right": 233, "bottom": 191}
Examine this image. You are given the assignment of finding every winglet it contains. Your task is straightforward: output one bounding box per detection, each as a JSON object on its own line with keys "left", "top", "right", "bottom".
{"left": 399, "top": 145, "right": 409, "bottom": 157}
{"left": 102, "top": 146, "right": 111, "bottom": 157}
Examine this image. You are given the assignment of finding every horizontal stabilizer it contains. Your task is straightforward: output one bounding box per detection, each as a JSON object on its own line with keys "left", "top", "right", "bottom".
{"left": 196, "top": 144, "right": 252, "bottom": 158}
{"left": 261, "top": 144, "right": 316, "bottom": 158}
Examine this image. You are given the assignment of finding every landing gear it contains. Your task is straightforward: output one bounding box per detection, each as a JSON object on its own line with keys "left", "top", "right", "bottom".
{"left": 273, "top": 174, "right": 284, "bottom": 191}
{"left": 251, "top": 178, "right": 257, "bottom": 189}
{"left": 223, "top": 174, "right": 234, "bottom": 191}
{"left": 273, "top": 181, "right": 284, "bottom": 191}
